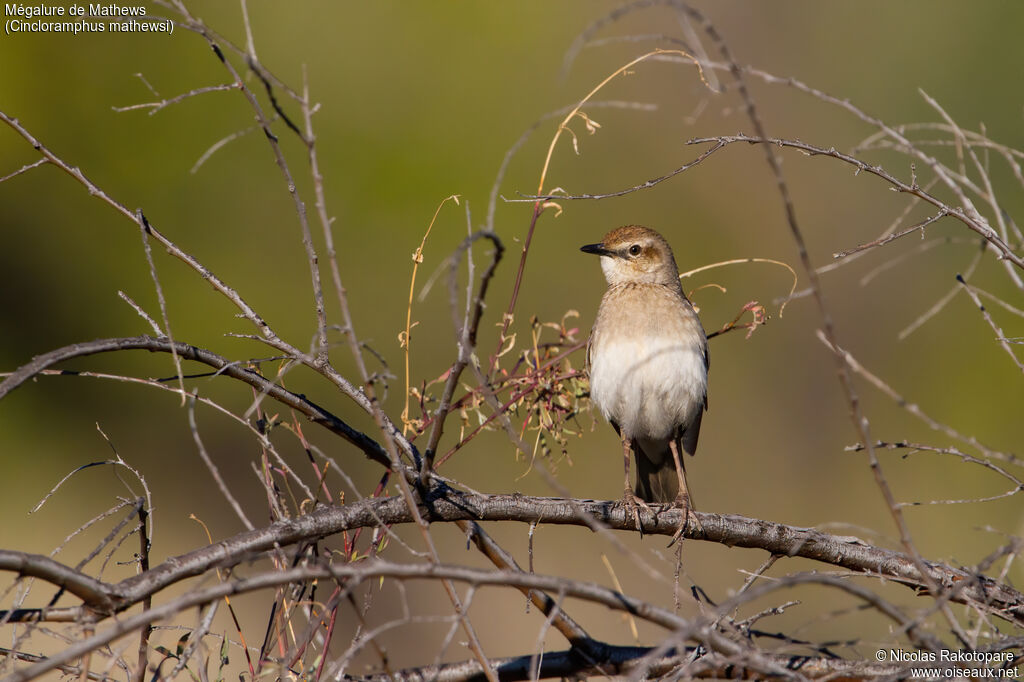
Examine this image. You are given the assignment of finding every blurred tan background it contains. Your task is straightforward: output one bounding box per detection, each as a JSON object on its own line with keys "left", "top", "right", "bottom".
{"left": 1, "top": 0, "right": 1022, "bottom": 673}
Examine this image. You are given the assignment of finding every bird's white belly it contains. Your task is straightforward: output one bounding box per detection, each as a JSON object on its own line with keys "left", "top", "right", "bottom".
{"left": 589, "top": 336, "right": 706, "bottom": 441}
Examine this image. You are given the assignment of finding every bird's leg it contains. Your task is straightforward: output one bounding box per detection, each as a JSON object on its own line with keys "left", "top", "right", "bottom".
{"left": 668, "top": 439, "right": 703, "bottom": 545}
{"left": 619, "top": 436, "right": 650, "bottom": 532}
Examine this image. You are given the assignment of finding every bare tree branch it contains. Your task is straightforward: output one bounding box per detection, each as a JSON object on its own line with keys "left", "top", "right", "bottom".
{"left": 2, "top": 491, "right": 1021, "bottom": 628}
{"left": 0, "top": 336, "right": 393, "bottom": 469}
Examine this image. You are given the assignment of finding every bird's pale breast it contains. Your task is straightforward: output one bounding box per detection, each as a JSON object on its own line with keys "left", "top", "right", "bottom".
{"left": 589, "top": 283, "right": 707, "bottom": 442}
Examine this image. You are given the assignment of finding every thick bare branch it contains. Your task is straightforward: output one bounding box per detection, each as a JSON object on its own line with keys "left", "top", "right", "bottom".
{"left": 0, "top": 552, "right": 114, "bottom": 615}
{"left": 2, "top": 492, "right": 1020, "bottom": 627}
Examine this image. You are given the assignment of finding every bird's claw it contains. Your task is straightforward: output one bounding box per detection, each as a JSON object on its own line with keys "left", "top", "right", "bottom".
{"left": 619, "top": 488, "right": 651, "bottom": 533}
{"left": 667, "top": 493, "right": 703, "bottom": 547}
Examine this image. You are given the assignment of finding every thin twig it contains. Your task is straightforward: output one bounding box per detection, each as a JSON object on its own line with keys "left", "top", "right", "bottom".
{"left": 685, "top": 134, "right": 1022, "bottom": 270}
{"left": 957, "top": 274, "right": 1024, "bottom": 373}
{"left": 832, "top": 210, "right": 949, "bottom": 260}
{"left": 422, "top": 231, "right": 504, "bottom": 481}
{"left": 187, "top": 393, "right": 255, "bottom": 530}
{"left": 112, "top": 83, "right": 238, "bottom": 115}
{"left": 136, "top": 210, "right": 185, "bottom": 403}
{"left": 818, "top": 332, "right": 1020, "bottom": 467}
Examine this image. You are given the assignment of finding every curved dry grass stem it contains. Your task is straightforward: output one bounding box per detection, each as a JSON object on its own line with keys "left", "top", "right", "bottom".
{"left": 679, "top": 257, "right": 798, "bottom": 317}
{"left": 401, "top": 195, "right": 462, "bottom": 436}
{"left": 535, "top": 48, "right": 711, "bottom": 197}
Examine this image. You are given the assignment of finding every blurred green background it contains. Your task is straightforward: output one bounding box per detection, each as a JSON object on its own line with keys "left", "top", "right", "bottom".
{"left": 1, "top": 0, "right": 1022, "bottom": 673}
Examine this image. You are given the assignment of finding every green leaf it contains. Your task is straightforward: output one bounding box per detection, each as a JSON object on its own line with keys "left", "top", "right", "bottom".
{"left": 176, "top": 632, "right": 190, "bottom": 657}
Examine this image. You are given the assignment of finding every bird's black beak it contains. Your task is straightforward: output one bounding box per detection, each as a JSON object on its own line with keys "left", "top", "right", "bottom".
{"left": 580, "top": 243, "right": 614, "bottom": 257}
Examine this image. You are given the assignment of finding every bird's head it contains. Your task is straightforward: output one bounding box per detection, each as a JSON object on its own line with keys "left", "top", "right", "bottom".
{"left": 580, "top": 225, "right": 681, "bottom": 287}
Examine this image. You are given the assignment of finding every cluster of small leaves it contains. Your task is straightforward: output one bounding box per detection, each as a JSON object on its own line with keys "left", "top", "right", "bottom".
{"left": 496, "top": 311, "right": 592, "bottom": 469}
{"left": 154, "top": 633, "right": 231, "bottom": 682}
{"left": 404, "top": 310, "right": 592, "bottom": 473}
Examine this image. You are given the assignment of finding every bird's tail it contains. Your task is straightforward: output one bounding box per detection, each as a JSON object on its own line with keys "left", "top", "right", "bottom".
{"left": 632, "top": 442, "right": 679, "bottom": 504}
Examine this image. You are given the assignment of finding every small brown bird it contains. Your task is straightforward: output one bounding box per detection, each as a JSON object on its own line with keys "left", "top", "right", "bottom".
{"left": 581, "top": 226, "right": 708, "bottom": 532}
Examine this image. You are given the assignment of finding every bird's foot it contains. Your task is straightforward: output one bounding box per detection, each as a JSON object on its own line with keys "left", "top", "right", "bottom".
{"left": 619, "top": 488, "right": 651, "bottom": 533}
{"left": 667, "top": 493, "right": 703, "bottom": 547}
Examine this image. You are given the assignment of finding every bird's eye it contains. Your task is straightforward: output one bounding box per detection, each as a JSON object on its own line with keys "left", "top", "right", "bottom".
{"left": 628, "top": 244, "right": 642, "bottom": 256}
